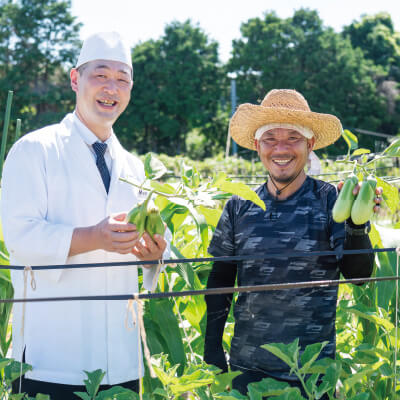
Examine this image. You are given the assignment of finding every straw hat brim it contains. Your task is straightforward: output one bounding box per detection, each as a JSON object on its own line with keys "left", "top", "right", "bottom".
{"left": 229, "top": 104, "right": 343, "bottom": 150}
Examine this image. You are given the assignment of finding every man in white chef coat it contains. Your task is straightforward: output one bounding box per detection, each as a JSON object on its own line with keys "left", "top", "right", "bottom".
{"left": 1, "top": 32, "right": 169, "bottom": 399}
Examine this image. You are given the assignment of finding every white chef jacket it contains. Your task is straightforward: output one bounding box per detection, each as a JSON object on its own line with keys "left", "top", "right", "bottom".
{"left": 1, "top": 113, "right": 168, "bottom": 385}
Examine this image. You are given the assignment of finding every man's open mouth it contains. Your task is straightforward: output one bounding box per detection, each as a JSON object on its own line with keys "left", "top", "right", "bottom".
{"left": 97, "top": 99, "right": 117, "bottom": 107}
{"left": 273, "top": 158, "right": 293, "bottom": 166}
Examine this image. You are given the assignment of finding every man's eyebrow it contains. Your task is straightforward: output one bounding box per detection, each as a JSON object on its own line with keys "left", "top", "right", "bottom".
{"left": 94, "top": 65, "right": 130, "bottom": 76}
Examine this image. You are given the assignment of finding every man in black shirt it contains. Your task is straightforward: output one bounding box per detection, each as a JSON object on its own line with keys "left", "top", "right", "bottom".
{"left": 204, "top": 89, "right": 380, "bottom": 396}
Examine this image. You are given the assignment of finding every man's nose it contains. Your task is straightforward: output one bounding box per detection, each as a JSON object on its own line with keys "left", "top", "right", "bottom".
{"left": 103, "top": 79, "right": 118, "bottom": 94}
{"left": 274, "top": 140, "right": 290, "bottom": 151}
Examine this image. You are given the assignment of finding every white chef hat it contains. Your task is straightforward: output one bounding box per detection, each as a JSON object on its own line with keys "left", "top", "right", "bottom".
{"left": 75, "top": 32, "right": 132, "bottom": 71}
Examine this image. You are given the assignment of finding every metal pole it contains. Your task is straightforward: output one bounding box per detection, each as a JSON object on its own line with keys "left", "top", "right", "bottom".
{"left": 0, "top": 90, "right": 13, "bottom": 178}
{"left": 14, "top": 118, "right": 21, "bottom": 144}
{"left": 231, "top": 78, "right": 238, "bottom": 156}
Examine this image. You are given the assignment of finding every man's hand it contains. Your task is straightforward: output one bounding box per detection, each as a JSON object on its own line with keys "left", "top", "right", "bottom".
{"left": 131, "top": 232, "right": 167, "bottom": 268}
{"left": 69, "top": 213, "right": 140, "bottom": 256}
{"left": 92, "top": 213, "right": 141, "bottom": 254}
{"left": 337, "top": 181, "right": 383, "bottom": 214}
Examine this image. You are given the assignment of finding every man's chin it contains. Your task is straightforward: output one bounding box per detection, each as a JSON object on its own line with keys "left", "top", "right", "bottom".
{"left": 269, "top": 173, "right": 296, "bottom": 184}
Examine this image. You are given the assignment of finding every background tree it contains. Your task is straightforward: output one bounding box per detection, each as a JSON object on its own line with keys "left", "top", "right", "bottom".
{"left": 0, "top": 0, "right": 81, "bottom": 139}
{"left": 343, "top": 13, "right": 400, "bottom": 136}
{"left": 116, "top": 20, "right": 226, "bottom": 155}
{"left": 228, "top": 9, "right": 389, "bottom": 156}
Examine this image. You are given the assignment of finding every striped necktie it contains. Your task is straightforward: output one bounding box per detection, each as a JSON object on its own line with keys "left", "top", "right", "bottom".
{"left": 92, "top": 142, "right": 111, "bottom": 193}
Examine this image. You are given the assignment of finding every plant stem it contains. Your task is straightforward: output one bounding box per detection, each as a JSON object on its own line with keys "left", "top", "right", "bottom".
{"left": 0, "top": 90, "right": 13, "bottom": 178}
{"left": 119, "top": 178, "right": 186, "bottom": 199}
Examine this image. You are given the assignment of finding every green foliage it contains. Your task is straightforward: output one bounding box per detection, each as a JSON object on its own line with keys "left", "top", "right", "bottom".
{"left": 228, "top": 8, "right": 390, "bottom": 156}
{"left": 0, "top": 0, "right": 81, "bottom": 140}
{"left": 116, "top": 20, "right": 225, "bottom": 155}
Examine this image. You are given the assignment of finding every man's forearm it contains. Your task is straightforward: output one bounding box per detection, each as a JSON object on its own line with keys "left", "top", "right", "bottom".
{"left": 69, "top": 226, "right": 97, "bottom": 257}
{"left": 204, "top": 260, "right": 237, "bottom": 371}
{"left": 340, "top": 222, "right": 374, "bottom": 280}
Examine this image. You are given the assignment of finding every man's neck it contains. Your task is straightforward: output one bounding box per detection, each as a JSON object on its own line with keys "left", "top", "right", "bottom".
{"left": 266, "top": 171, "right": 307, "bottom": 200}
{"left": 75, "top": 110, "right": 112, "bottom": 142}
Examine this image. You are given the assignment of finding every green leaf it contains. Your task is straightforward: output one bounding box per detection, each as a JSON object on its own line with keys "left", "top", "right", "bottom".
{"left": 167, "top": 197, "right": 209, "bottom": 255}
{"left": 144, "top": 153, "right": 168, "bottom": 180}
{"left": 342, "top": 130, "right": 358, "bottom": 152}
{"left": 248, "top": 377, "right": 293, "bottom": 398}
{"left": 261, "top": 339, "right": 299, "bottom": 368}
{"left": 150, "top": 181, "right": 176, "bottom": 195}
{"left": 197, "top": 205, "right": 222, "bottom": 228}
{"left": 4, "top": 360, "right": 32, "bottom": 385}
{"left": 351, "top": 148, "right": 370, "bottom": 156}
{"left": 35, "top": 395, "right": 51, "bottom": 400}
{"left": 376, "top": 177, "right": 399, "bottom": 214}
{"left": 96, "top": 386, "right": 139, "bottom": 399}
{"left": 299, "top": 341, "right": 329, "bottom": 373}
{"left": 375, "top": 249, "right": 396, "bottom": 310}
{"left": 316, "top": 360, "right": 341, "bottom": 397}
{"left": 145, "top": 298, "right": 186, "bottom": 373}
{"left": 82, "top": 369, "right": 106, "bottom": 398}
{"left": 211, "top": 370, "right": 242, "bottom": 394}
{"left": 152, "top": 388, "right": 170, "bottom": 398}
{"left": 215, "top": 179, "right": 266, "bottom": 211}
{"left": 381, "top": 138, "right": 400, "bottom": 157}
{"left": 344, "top": 304, "right": 394, "bottom": 331}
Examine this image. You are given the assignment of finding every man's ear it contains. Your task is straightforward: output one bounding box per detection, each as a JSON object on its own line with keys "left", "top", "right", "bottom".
{"left": 307, "top": 137, "right": 316, "bottom": 153}
{"left": 70, "top": 68, "right": 79, "bottom": 93}
{"left": 255, "top": 138, "right": 260, "bottom": 154}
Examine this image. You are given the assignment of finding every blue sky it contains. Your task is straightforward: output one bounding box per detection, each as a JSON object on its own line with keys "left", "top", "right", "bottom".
{"left": 71, "top": 0, "right": 400, "bottom": 62}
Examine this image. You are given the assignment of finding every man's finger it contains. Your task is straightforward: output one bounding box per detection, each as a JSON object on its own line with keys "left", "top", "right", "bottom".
{"left": 153, "top": 234, "right": 167, "bottom": 252}
{"left": 352, "top": 184, "right": 360, "bottom": 196}
{"left": 337, "top": 181, "right": 344, "bottom": 191}
{"left": 375, "top": 186, "right": 383, "bottom": 196}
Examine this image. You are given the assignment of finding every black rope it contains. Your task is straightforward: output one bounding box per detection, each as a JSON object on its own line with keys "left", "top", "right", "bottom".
{"left": 0, "top": 247, "right": 396, "bottom": 270}
{"left": 1, "top": 275, "right": 399, "bottom": 304}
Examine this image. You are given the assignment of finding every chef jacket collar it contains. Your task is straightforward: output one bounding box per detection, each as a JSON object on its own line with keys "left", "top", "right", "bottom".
{"left": 72, "top": 111, "right": 117, "bottom": 159}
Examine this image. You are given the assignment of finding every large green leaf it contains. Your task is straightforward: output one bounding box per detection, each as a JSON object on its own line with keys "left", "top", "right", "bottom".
{"left": 375, "top": 250, "right": 396, "bottom": 310}
{"left": 344, "top": 304, "right": 394, "bottom": 331}
{"left": 211, "top": 370, "right": 242, "bottom": 394}
{"left": 247, "top": 377, "right": 293, "bottom": 399}
{"left": 150, "top": 181, "right": 176, "bottom": 195}
{"left": 376, "top": 177, "right": 399, "bottom": 214}
{"left": 166, "top": 197, "right": 209, "bottom": 255}
{"left": 144, "top": 153, "right": 168, "bottom": 180}
{"left": 299, "top": 341, "right": 329, "bottom": 373}
{"left": 215, "top": 177, "right": 266, "bottom": 211}
{"left": 381, "top": 138, "right": 400, "bottom": 157}
{"left": 261, "top": 339, "right": 299, "bottom": 368}
{"left": 82, "top": 369, "right": 105, "bottom": 398}
{"left": 352, "top": 148, "right": 370, "bottom": 156}
{"left": 146, "top": 298, "right": 186, "bottom": 373}
{"left": 342, "top": 130, "right": 358, "bottom": 152}
{"left": 96, "top": 386, "right": 139, "bottom": 399}
{"left": 4, "top": 360, "right": 32, "bottom": 385}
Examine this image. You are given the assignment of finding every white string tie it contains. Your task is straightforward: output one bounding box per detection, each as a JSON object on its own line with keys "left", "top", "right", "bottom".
{"left": 125, "top": 294, "right": 155, "bottom": 400}
{"left": 19, "top": 266, "right": 36, "bottom": 393}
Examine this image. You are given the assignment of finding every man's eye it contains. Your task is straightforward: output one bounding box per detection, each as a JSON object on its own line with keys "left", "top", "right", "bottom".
{"left": 97, "top": 74, "right": 106, "bottom": 78}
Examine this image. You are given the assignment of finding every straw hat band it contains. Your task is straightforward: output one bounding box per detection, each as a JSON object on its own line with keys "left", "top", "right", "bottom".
{"left": 254, "top": 123, "right": 314, "bottom": 140}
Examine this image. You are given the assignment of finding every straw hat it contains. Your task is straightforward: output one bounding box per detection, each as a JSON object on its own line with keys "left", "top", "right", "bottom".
{"left": 229, "top": 89, "right": 342, "bottom": 150}
{"left": 76, "top": 31, "right": 132, "bottom": 70}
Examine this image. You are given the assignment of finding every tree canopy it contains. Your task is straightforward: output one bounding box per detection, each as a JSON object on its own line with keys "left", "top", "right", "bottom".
{"left": 0, "top": 3, "right": 399, "bottom": 158}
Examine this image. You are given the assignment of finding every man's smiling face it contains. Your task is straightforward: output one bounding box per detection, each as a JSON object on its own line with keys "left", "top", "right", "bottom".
{"left": 70, "top": 59, "right": 133, "bottom": 138}
{"left": 255, "top": 127, "right": 315, "bottom": 184}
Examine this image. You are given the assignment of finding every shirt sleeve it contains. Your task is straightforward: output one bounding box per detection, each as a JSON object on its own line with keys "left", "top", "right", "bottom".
{"left": 1, "top": 137, "right": 74, "bottom": 276}
{"left": 208, "top": 198, "right": 236, "bottom": 257}
{"left": 327, "top": 184, "right": 374, "bottom": 280}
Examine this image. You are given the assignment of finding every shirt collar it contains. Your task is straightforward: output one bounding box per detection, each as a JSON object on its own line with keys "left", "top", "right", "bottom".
{"left": 72, "top": 111, "right": 117, "bottom": 158}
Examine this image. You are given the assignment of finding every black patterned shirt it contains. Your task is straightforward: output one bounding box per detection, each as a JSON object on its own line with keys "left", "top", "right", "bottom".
{"left": 208, "top": 177, "right": 345, "bottom": 377}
